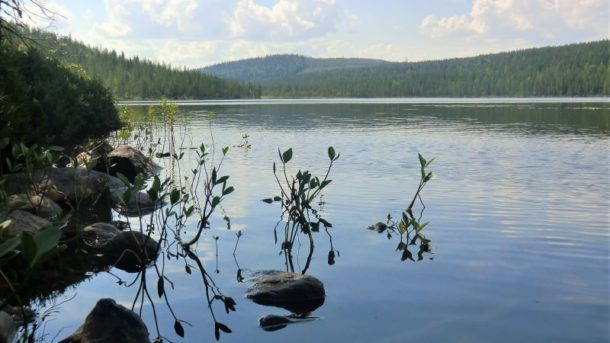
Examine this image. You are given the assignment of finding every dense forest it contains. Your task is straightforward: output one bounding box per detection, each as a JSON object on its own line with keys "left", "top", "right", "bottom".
{"left": 200, "top": 55, "right": 389, "bottom": 82}
{"left": 202, "top": 41, "right": 610, "bottom": 97}
{"left": 0, "top": 43, "right": 120, "bottom": 147}
{"left": 22, "top": 28, "right": 261, "bottom": 100}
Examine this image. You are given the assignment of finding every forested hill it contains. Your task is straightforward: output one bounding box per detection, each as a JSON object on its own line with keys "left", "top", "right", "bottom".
{"left": 202, "top": 41, "right": 609, "bottom": 97}
{"left": 200, "top": 54, "right": 389, "bottom": 82}
{"left": 21, "top": 28, "right": 260, "bottom": 100}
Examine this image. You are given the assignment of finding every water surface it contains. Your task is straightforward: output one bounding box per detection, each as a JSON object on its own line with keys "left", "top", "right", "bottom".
{"left": 45, "top": 100, "right": 609, "bottom": 342}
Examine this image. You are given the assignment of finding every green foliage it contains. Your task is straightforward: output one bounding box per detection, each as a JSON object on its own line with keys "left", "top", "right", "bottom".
{"left": 0, "top": 43, "right": 120, "bottom": 147}
{"left": 212, "top": 41, "right": 610, "bottom": 97}
{"left": 264, "top": 147, "right": 339, "bottom": 272}
{"left": 15, "top": 27, "right": 260, "bottom": 100}
{"left": 266, "top": 147, "right": 339, "bottom": 225}
{"left": 202, "top": 54, "right": 387, "bottom": 82}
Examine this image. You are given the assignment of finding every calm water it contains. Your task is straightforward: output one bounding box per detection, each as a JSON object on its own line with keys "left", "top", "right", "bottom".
{"left": 45, "top": 100, "right": 609, "bottom": 342}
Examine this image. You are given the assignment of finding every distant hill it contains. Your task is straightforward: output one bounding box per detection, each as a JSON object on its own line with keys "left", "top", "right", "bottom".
{"left": 200, "top": 54, "right": 390, "bottom": 83}
{"left": 19, "top": 28, "right": 260, "bottom": 100}
{"left": 201, "top": 41, "right": 609, "bottom": 97}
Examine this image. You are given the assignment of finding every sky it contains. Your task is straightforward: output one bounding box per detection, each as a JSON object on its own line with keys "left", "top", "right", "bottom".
{"left": 21, "top": 0, "right": 610, "bottom": 68}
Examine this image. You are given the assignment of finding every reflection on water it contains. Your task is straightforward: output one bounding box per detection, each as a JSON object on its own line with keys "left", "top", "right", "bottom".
{"left": 11, "top": 100, "right": 609, "bottom": 342}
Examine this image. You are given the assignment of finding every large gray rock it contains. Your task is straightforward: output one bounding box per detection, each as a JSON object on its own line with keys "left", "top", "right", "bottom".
{"left": 106, "top": 145, "right": 161, "bottom": 182}
{"left": 0, "top": 210, "right": 52, "bottom": 241}
{"left": 102, "top": 231, "right": 159, "bottom": 273}
{"left": 246, "top": 271, "right": 325, "bottom": 315}
{"left": 82, "top": 222, "right": 121, "bottom": 250}
{"left": 59, "top": 298, "right": 150, "bottom": 343}
{"left": 7, "top": 193, "right": 63, "bottom": 220}
{"left": 3, "top": 168, "right": 126, "bottom": 205}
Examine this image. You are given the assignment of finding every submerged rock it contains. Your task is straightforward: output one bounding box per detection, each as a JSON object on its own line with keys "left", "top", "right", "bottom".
{"left": 258, "top": 314, "right": 318, "bottom": 332}
{"left": 82, "top": 223, "right": 121, "bottom": 250}
{"left": 115, "top": 191, "right": 166, "bottom": 217}
{"left": 102, "top": 231, "right": 159, "bottom": 273}
{"left": 107, "top": 145, "right": 161, "bottom": 182}
{"left": 0, "top": 210, "right": 52, "bottom": 241}
{"left": 7, "top": 193, "right": 63, "bottom": 220}
{"left": 3, "top": 168, "right": 126, "bottom": 205}
{"left": 59, "top": 298, "right": 150, "bottom": 343}
{"left": 246, "top": 271, "right": 325, "bottom": 315}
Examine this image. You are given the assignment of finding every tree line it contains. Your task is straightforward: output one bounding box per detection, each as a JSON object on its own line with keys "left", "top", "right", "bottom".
{"left": 206, "top": 41, "right": 609, "bottom": 98}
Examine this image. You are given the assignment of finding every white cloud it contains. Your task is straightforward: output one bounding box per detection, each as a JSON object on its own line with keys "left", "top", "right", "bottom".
{"left": 420, "top": 0, "right": 609, "bottom": 39}
{"left": 22, "top": 1, "right": 73, "bottom": 30}
{"left": 228, "top": 0, "right": 341, "bottom": 40}
{"left": 92, "top": 0, "right": 133, "bottom": 37}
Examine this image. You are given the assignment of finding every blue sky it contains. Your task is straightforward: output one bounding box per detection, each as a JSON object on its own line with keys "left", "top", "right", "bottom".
{"left": 23, "top": 0, "right": 609, "bottom": 68}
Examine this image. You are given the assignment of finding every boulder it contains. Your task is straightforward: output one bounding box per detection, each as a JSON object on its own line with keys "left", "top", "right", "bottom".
{"left": 102, "top": 231, "right": 159, "bottom": 273}
{"left": 246, "top": 271, "right": 325, "bottom": 315}
{"left": 0, "top": 210, "right": 52, "bottom": 241}
{"left": 3, "top": 168, "right": 126, "bottom": 205}
{"left": 82, "top": 223, "right": 121, "bottom": 250}
{"left": 7, "top": 194, "right": 63, "bottom": 220}
{"left": 59, "top": 298, "right": 150, "bottom": 343}
{"left": 106, "top": 145, "right": 161, "bottom": 182}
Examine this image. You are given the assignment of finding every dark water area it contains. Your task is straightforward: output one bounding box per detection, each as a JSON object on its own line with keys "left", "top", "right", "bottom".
{"left": 38, "top": 99, "right": 608, "bottom": 342}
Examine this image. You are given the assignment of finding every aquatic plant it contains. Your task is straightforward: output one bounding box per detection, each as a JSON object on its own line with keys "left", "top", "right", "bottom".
{"left": 263, "top": 147, "right": 339, "bottom": 273}
{"left": 369, "top": 153, "right": 434, "bottom": 262}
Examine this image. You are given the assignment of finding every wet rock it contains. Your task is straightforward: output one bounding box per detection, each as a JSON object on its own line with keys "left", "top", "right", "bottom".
{"left": 0, "top": 311, "right": 16, "bottom": 343}
{"left": 115, "top": 192, "right": 166, "bottom": 217}
{"left": 368, "top": 222, "right": 388, "bottom": 233}
{"left": 259, "top": 314, "right": 294, "bottom": 331}
{"left": 3, "top": 168, "right": 126, "bottom": 205}
{"left": 246, "top": 271, "right": 325, "bottom": 315}
{"left": 0, "top": 210, "right": 52, "bottom": 241}
{"left": 59, "top": 298, "right": 150, "bottom": 343}
{"left": 106, "top": 145, "right": 161, "bottom": 182}
{"left": 82, "top": 223, "right": 121, "bottom": 250}
{"left": 102, "top": 231, "right": 159, "bottom": 273}
{"left": 7, "top": 194, "right": 63, "bottom": 220}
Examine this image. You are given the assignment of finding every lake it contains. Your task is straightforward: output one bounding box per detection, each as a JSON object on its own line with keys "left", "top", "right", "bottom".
{"left": 41, "top": 99, "right": 609, "bottom": 342}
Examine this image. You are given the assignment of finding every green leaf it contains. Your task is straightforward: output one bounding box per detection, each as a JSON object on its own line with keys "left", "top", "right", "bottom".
{"left": 20, "top": 232, "right": 38, "bottom": 266}
{"left": 215, "top": 175, "right": 229, "bottom": 185}
{"left": 170, "top": 189, "right": 180, "bottom": 205}
{"left": 0, "top": 235, "right": 20, "bottom": 258}
{"left": 320, "top": 180, "right": 332, "bottom": 189}
{"left": 174, "top": 320, "right": 185, "bottom": 337}
{"left": 261, "top": 198, "right": 273, "bottom": 204}
{"left": 273, "top": 162, "right": 276, "bottom": 173}
{"left": 415, "top": 221, "right": 429, "bottom": 232}
{"left": 418, "top": 153, "right": 426, "bottom": 168}
{"left": 211, "top": 196, "right": 221, "bottom": 207}
{"left": 223, "top": 186, "right": 234, "bottom": 195}
{"left": 273, "top": 196, "right": 282, "bottom": 202}
{"left": 282, "top": 148, "right": 293, "bottom": 164}
{"left": 222, "top": 146, "right": 229, "bottom": 155}
{"left": 328, "top": 146, "right": 336, "bottom": 160}
{"left": 216, "top": 322, "right": 232, "bottom": 333}
{"left": 157, "top": 277, "right": 165, "bottom": 297}
{"left": 115, "top": 172, "right": 132, "bottom": 186}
